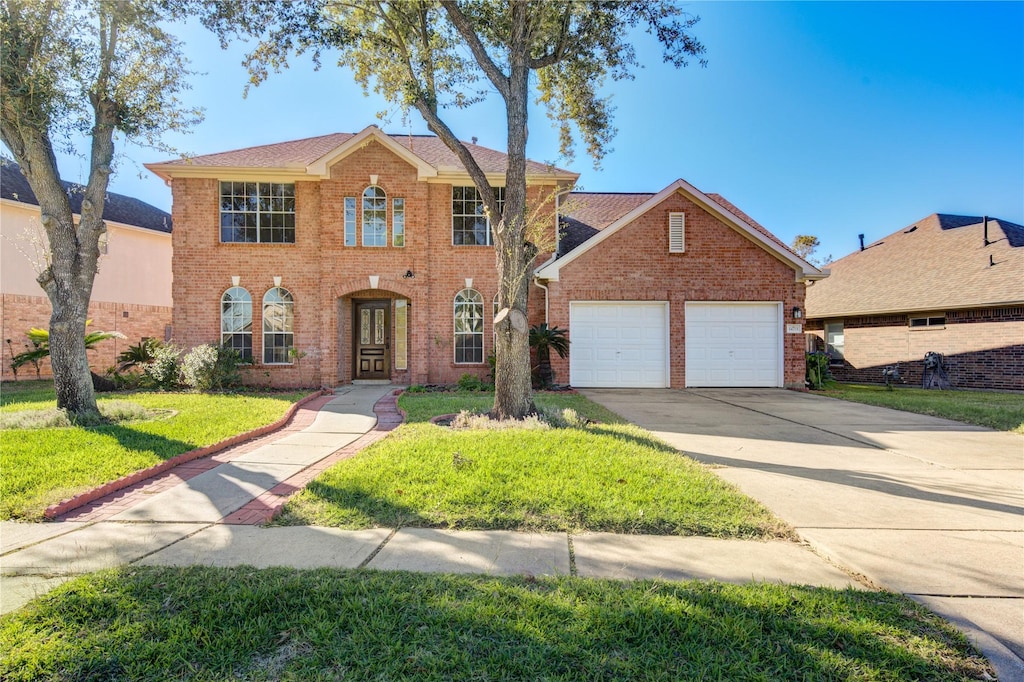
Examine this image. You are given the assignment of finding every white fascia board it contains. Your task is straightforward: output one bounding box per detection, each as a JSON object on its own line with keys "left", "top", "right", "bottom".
{"left": 306, "top": 126, "right": 437, "bottom": 180}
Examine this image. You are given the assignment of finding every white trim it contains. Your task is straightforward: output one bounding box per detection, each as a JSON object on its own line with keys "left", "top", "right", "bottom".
{"left": 684, "top": 301, "right": 783, "bottom": 388}
{"left": 534, "top": 179, "right": 825, "bottom": 282}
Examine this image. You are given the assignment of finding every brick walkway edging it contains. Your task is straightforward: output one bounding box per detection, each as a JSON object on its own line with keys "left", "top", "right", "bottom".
{"left": 222, "top": 389, "right": 405, "bottom": 525}
{"left": 42, "top": 389, "right": 333, "bottom": 520}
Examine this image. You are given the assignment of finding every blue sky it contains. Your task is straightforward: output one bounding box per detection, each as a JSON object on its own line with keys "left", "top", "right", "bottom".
{"left": 32, "top": 1, "right": 1024, "bottom": 264}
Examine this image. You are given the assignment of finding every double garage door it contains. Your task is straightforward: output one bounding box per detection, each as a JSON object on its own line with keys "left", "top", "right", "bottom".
{"left": 568, "top": 301, "right": 782, "bottom": 388}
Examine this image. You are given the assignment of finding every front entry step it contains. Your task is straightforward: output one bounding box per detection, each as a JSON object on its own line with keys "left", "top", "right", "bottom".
{"left": 351, "top": 380, "right": 392, "bottom": 386}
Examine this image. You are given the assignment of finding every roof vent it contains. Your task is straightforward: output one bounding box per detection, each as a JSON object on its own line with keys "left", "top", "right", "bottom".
{"left": 983, "top": 215, "right": 990, "bottom": 246}
{"left": 904, "top": 225, "right": 917, "bottom": 234}
{"left": 858, "top": 234, "right": 865, "bottom": 251}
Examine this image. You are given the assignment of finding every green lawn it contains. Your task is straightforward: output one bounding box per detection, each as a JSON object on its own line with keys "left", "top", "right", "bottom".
{"left": 278, "top": 392, "right": 788, "bottom": 538}
{"left": 0, "top": 381, "right": 308, "bottom": 520}
{"left": 824, "top": 383, "right": 1024, "bottom": 434}
{"left": 0, "top": 566, "right": 993, "bottom": 681}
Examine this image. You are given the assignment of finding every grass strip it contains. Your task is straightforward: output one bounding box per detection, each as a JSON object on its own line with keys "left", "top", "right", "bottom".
{"left": 824, "top": 383, "right": 1024, "bottom": 434}
{"left": 278, "top": 392, "right": 787, "bottom": 538}
{"left": 0, "top": 566, "right": 993, "bottom": 681}
{"left": 0, "top": 382, "right": 308, "bottom": 520}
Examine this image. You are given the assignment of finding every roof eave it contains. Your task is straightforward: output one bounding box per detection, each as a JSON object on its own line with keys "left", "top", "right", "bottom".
{"left": 806, "top": 298, "right": 1024, "bottom": 319}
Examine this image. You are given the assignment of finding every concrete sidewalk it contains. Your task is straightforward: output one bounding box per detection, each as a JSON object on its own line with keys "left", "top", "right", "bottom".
{"left": 2, "top": 384, "right": 859, "bottom": 618}
{"left": 582, "top": 387, "right": 1024, "bottom": 681}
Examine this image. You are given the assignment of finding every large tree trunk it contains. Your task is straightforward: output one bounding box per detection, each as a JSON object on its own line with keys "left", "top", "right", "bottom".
{"left": 491, "top": 1, "right": 535, "bottom": 420}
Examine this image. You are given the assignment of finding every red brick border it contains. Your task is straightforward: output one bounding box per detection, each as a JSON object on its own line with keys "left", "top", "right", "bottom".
{"left": 221, "top": 389, "right": 405, "bottom": 525}
{"left": 43, "top": 389, "right": 332, "bottom": 520}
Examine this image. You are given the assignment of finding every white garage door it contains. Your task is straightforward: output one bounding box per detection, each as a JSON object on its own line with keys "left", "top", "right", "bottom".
{"left": 685, "top": 302, "right": 782, "bottom": 387}
{"left": 569, "top": 302, "right": 668, "bottom": 388}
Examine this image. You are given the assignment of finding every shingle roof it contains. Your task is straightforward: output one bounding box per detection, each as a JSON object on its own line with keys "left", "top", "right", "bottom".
{"left": 805, "top": 214, "right": 1024, "bottom": 317}
{"left": 153, "top": 130, "right": 570, "bottom": 177}
{"left": 1, "top": 158, "right": 171, "bottom": 233}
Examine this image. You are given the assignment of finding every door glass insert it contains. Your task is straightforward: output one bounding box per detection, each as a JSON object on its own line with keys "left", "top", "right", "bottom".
{"left": 361, "top": 309, "right": 371, "bottom": 345}
{"left": 375, "top": 309, "right": 385, "bottom": 344}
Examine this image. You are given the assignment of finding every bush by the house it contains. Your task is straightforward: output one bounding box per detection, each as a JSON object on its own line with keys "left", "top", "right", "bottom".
{"left": 144, "top": 343, "right": 182, "bottom": 389}
{"left": 180, "top": 344, "right": 242, "bottom": 391}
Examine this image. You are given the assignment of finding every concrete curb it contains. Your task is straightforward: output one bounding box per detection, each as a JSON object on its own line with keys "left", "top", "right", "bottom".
{"left": 222, "top": 389, "right": 406, "bottom": 526}
{"left": 42, "top": 389, "right": 332, "bottom": 520}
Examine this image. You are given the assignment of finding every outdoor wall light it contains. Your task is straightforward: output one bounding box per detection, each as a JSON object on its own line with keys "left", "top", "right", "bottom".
{"left": 792, "top": 307, "right": 803, "bottom": 319}
{"left": 403, "top": 270, "right": 415, "bottom": 279}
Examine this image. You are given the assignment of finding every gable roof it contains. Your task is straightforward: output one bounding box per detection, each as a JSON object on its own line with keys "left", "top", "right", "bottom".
{"left": 1, "top": 158, "right": 171, "bottom": 233}
{"left": 541, "top": 180, "right": 823, "bottom": 281}
{"left": 805, "top": 214, "right": 1024, "bottom": 318}
{"left": 146, "top": 126, "right": 577, "bottom": 183}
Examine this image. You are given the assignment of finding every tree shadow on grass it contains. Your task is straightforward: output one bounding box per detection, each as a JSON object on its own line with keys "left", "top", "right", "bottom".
{"left": 1, "top": 566, "right": 994, "bottom": 681}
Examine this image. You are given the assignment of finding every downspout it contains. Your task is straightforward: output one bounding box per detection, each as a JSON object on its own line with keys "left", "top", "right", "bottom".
{"left": 533, "top": 277, "right": 549, "bottom": 325}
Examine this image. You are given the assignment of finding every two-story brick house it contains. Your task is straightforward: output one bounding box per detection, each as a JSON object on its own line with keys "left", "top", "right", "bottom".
{"left": 147, "top": 125, "right": 824, "bottom": 389}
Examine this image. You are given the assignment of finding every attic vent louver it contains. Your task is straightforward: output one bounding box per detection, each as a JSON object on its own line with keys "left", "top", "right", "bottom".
{"left": 904, "top": 226, "right": 917, "bottom": 234}
{"left": 668, "top": 212, "right": 685, "bottom": 253}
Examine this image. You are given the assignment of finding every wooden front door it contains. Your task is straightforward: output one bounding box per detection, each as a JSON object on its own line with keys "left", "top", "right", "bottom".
{"left": 354, "top": 300, "right": 390, "bottom": 379}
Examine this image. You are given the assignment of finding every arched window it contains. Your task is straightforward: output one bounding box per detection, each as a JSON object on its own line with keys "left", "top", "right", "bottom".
{"left": 362, "top": 185, "right": 387, "bottom": 247}
{"left": 263, "top": 287, "right": 294, "bottom": 364}
{"left": 454, "top": 288, "right": 484, "bottom": 364}
{"left": 221, "top": 287, "right": 252, "bottom": 361}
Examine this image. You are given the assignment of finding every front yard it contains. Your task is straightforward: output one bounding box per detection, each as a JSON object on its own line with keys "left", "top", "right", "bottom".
{"left": 825, "top": 383, "right": 1024, "bottom": 434}
{"left": 0, "top": 381, "right": 308, "bottom": 520}
{"left": 277, "top": 392, "right": 788, "bottom": 538}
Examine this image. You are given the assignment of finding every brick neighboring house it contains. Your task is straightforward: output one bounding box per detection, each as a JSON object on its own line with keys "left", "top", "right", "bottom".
{"left": 146, "top": 125, "right": 824, "bottom": 389}
{"left": 804, "top": 214, "right": 1024, "bottom": 391}
{"left": 1, "top": 158, "right": 173, "bottom": 380}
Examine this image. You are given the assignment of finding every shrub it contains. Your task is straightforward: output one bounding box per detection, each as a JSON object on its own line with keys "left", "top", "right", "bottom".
{"left": 805, "top": 351, "right": 832, "bottom": 390}
{"left": 542, "top": 407, "right": 591, "bottom": 429}
{"left": 456, "top": 373, "right": 490, "bottom": 392}
{"left": 180, "top": 344, "right": 243, "bottom": 391}
{"left": 449, "top": 410, "right": 551, "bottom": 431}
{"left": 118, "top": 338, "right": 163, "bottom": 371}
{"left": 145, "top": 343, "right": 182, "bottom": 389}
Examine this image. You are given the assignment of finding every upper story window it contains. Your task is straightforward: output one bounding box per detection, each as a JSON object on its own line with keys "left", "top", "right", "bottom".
{"left": 362, "top": 186, "right": 387, "bottom": 247}
{"left": 453, "top": 185, "right": 505, "bottom": 246}
{"left": 220, "top": 182, "right": 295, "bottom": 243}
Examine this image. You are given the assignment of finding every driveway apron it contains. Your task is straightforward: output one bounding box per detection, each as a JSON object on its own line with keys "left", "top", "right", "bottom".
{"left": 581, "top": 388, "right": 1024, "bottom": 679}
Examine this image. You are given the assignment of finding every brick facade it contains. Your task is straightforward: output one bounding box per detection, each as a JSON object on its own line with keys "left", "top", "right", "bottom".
{"left": 1, "top": 294, "right": 171, "bottom": 381}
{"left": 545, "top": 191, "right": 807, "bottom": 389}
{"left": 806, "top": 306, "right": 1024, "bottom": 391}
{"left": 170, "top": 140, "right": 554, "bottom": 388}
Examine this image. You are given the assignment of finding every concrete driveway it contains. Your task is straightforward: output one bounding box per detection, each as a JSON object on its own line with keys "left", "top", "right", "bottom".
{"left": 581, "top": 388, "right": 1024, "bottom": 679}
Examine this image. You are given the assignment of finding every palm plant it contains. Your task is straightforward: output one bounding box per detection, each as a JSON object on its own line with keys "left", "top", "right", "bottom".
{"left": 117, "top": 338, "right": 163, "bottom": 371}
{"left": 529, "top": 323, "right": 570, "bottom": 388}
{"left": 10, "top": 323, "right": 126, "bottom": 374}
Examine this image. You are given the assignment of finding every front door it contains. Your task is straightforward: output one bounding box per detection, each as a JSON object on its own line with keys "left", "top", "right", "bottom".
{"left": 354, "top": 299, "right": 390, "bottom": 379}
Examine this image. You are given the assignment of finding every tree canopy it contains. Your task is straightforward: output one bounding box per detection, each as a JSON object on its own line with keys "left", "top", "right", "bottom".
{"left": 1, "top": 0, "right": 200, "bottom": 417}
{"left": 194, "top": 0, "right": 705, "bottom": 418}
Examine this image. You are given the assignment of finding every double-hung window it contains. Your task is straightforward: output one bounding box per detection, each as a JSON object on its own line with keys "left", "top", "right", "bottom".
{"left": 362, "top": 186, "right": 387, "bottom": 247}
{"left": 220, "top": 182, "right": 295, "bottom": 243}
{"left": 452, "top": 186, "right": 505, "bottom": 246}
{"left": 824, "top": 321, "right": 844, "bottom": 365}
{"left": 454, "top": 288, "right": 484, "bottom": 364}
{"left": 221, "top": 287, "right": 252, "bottom": 362}
{"left": 263, "top": 287, "right": 294, "bottom": 364}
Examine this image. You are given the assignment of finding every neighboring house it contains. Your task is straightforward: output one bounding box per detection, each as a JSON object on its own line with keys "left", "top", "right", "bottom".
{"left": 804, "top": 214, "right": 1024, "bottom": 391}
{"left": 1, "top": 158, "right": 173, "bottom": 380}
{"left": 146, "top": 125, "right": 824, "bottom": 389}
